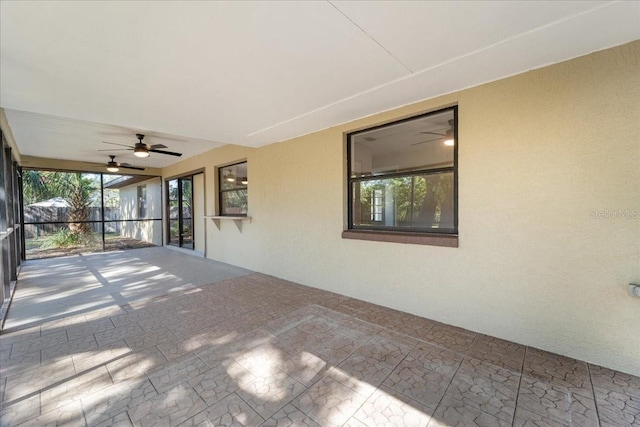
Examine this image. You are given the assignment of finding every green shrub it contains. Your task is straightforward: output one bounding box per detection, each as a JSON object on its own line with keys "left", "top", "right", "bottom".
{"left": 41, "top": 228, "right": 93, "bottom": 249}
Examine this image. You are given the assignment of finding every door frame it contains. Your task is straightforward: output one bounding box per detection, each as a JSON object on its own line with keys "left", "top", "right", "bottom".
{"left": 165, "top": 169, "right": 204, "bottom": 249}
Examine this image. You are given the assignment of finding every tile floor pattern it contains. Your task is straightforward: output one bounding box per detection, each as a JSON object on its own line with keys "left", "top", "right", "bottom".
{"left": 1, "top": 273, "right": 639, "bottom": 425}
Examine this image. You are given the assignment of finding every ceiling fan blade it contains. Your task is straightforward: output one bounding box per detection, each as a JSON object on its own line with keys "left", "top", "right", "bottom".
{"left": 149, "top": 144, "right": 167, "bottom": 149}
{"left": 102, "top": 141, "right": 133, "bottom": 148}
{"left": 149, "top": 148, "right": 182, "bottom": 157}
{"left": 98, "top": 148, "right": 132, "bottom": 152}
{"left": 420, "top": 131, "right": 445, "bottom": 136}
{"left": 411, "top": 137, "right": 442, "bottom": 146}
{"left": 120, "top": 164, "right": 146, "bottom": 171}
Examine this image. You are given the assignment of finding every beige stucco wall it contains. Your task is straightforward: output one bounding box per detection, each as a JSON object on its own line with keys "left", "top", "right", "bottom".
{"left": 193, "top": 173, "right": 206, "bottom": 254}
{"left": 163, "top": 41, "right": 640, "bottom": 375}
{"left": 118, "top": 178, "right": 163, "bottom": 246}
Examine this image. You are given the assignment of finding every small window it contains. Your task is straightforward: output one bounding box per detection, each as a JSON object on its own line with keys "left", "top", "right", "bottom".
{"left": 137, "top": 185, "right": 147, "bottom": 218}
{"left": 218, "top": 161, "right": 248, "bottom": 216}
{"left": 347, "top": 106, "right": 457, "bottom": 235}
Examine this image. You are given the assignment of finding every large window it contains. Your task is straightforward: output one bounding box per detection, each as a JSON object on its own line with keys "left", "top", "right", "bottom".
{"left": 218, "top": 161, "right": 248, "bottom": 216}
{"left": 347, "top": 107, "right": 457, "bottom": 237}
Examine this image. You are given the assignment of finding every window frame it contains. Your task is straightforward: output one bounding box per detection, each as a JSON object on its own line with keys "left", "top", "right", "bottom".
{"left": 218, "top": 160, "right": 248, "bottom": 217}
{"left": 346, "top": 106, "right": 458, "bottom": 244}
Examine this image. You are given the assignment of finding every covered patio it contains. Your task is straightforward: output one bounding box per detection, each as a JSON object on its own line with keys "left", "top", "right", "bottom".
{"left": 1, "top": 2, "right": 639, "bottom": 426}
{"left": 0, "top": 247, "right": 636, "bottom": 426}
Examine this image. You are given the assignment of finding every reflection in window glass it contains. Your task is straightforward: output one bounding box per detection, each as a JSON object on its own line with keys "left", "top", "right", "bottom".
{"left": 352, "top": 172, "right": 454, "bottom": 230}
{"left": 219, "top": 162, "right": 248, "bottom": 215}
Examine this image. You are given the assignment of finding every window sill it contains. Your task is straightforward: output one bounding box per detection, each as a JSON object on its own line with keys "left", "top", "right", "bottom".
{"left": 342, "top": 229, "right": 458, "bottom": 247}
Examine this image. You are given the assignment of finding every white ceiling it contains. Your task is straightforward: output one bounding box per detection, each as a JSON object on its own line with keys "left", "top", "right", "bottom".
{"left": 1, "top": 1, "right": 639, "bottom": 169}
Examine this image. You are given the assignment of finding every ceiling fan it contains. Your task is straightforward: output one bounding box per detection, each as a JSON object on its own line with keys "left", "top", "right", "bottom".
{"left": 105, "top": 155, "right": 145, "bottom": 172}
{"left": 412, "top": 119, "right": 454, "bottom": 146}
{"left": 100, "top": 134, "right": 183, "bottom": 157}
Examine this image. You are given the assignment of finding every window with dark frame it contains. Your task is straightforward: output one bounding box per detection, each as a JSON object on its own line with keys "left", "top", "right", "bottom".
{"left": 347, "top": 106, "right": 457, "bottom": 234}
{"left": 218, "top": 161, "right": 248, "bottom": 216}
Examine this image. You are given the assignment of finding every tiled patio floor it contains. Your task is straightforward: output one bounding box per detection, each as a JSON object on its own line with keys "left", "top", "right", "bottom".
{"left": 0, "top": 249, "right": 638, "bottom": 426}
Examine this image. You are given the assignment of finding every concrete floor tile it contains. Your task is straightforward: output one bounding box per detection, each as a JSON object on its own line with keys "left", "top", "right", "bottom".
{"left": 106, "top": 347, "right": 167, "bottom": 383}
{"left": 515, "top": 375, "right": 598, "bottom": 427}
{"left": 383, "top": 359, "right": 450, "bottom": 410}
{"left": 65, "top": 318, "right": 114, "bottom": 341}
{"left": 293, "top": 376, "right": 368, "bottom": 427}
{"left": 236, "top": 371, "right": 306, "bottom": 419}
{"left": 178, "top": 392, "right": 263, "bottom": 427}
{"left": 41, "top": 365, "right": 113, "bottom": 414}
{"left": 72, "top": 340, "right": 131, "bottom": 372}
{"left": 21, "top": 399, "right": 85, "bottom": 427}
{"left": 445, "top": 358, "right": 520, "bottom": 422}
{"left": 82, "top": 379, "right": 158, "bottom": 425}
{"left": 430, "top": 395, "right": 511, "bottom": 427}
{"left": 127, "top": 382, "right": 206, "bottom": 427}
{"left": 187, "top": 360, "right": 254, "bottom": 406}
{"left": 594, "top": 385, "right": 640, "bottom": 427}
{"left": 277, "top": 349, "right": 331, "bottom": 386}
{"left": 0, "top": 392, "right": 41, "bottom": 425}
{"left": 4, "top": 357, "right": 75, "bottom": 403}
{"left": 94, "top": 323, "right": 144, "bottom": 347}
{"left": 147, "top": 353, "right": 209, "bottom": 393}
{"left": 354, "top": 336, "right": 413, "bottom": 370}
{"left": 354, "top": 386, "right": 433, "bottom": 427}
{"left": 0, "top": 349, "right": 41, "bottom": 379}
{"left": 42, "top": 334, "right": 98, "bottom": 362}
{"left": 261, "top": 403, "right": 321, "bottom": 427}
{"left": 405, "top": 341, "right": 463, "bottom": 379}
{"left": 9, "top": 330, "right": 67, "bottom": 358}
{"left": 92, "top": 411, "right": 133, "bottom": 427}
{"left": 124, "top": 327, "right": 179, "bottom": 353}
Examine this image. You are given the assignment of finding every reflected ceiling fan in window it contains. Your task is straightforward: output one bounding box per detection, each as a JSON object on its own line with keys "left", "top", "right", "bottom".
{"left": 105, "top": 155, "right": 145, "bottom": 172}
{"left": 100, "top": 134, "right": 183, "bottom": 158}
{"left": 412, "top": 119, "right": 455, "bottom": 146}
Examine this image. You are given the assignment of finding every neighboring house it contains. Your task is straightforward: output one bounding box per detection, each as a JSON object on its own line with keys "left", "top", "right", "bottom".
{"left": 104, "top": 176, "right": 163, "bottom": 247}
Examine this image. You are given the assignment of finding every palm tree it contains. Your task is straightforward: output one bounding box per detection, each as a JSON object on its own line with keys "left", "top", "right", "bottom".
{"left": 23, "top": 170, "right": 98, "bottom": 235}
{"left": 65, "top": 173, "right": 95, "bottom": 234}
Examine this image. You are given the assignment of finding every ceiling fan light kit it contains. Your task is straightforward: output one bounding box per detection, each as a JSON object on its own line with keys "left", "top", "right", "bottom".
{"left": 443, "top": 129, "right": 454, "bottom": 146}
{"left": 443, "top": 119, "right": 455, "bottom": 146}
{"left": 414, "top": 119, "right": 455, "bottom": 147}
{"left": 100, "top": 134, "right": 183, "bottom": 159}
{"left": 134, "top": 145, "right": 150, "bottom": 157}
{"left": 134, "top": 134, "right": 151, "bottom": 157}
{"left": 104, "top": 155, "right": 145, "bottom": 172}
{"left": 106, "top": 155, "right": 120, "bottom": 172}
{"left": 225, "top": 174, "right": 235, "bottom": 183}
